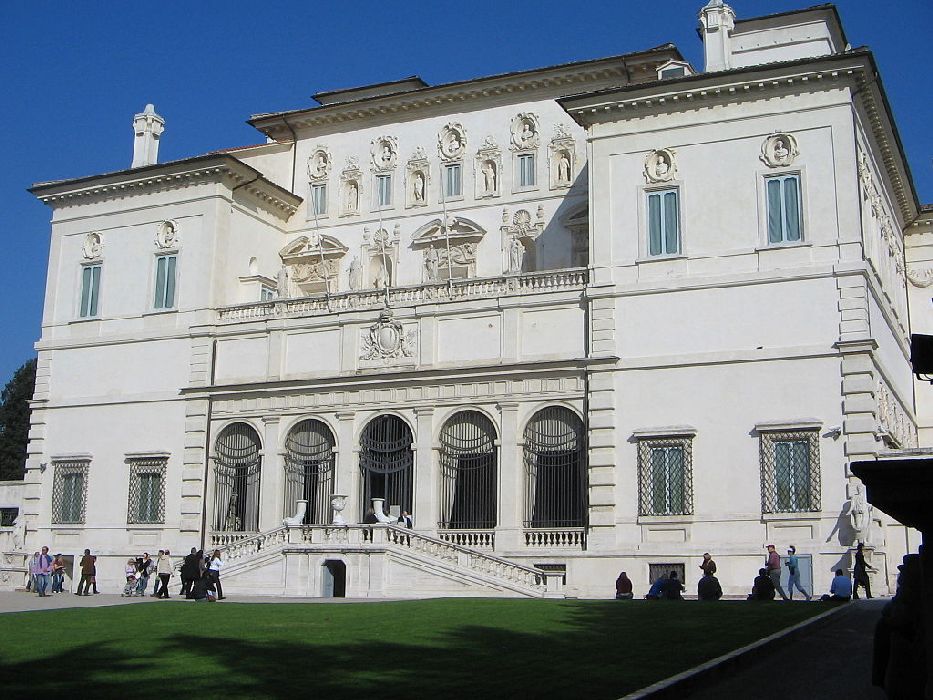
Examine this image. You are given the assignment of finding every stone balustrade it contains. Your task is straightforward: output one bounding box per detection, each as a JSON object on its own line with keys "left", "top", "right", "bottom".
{"left": 523, "top": 528, "right": 586, "bottom": 549}
{"left": 437, "top": 529, "right": 496, "bottom": 549}
{"left": 217, "top": 268, "right": 589, "bottom": 322}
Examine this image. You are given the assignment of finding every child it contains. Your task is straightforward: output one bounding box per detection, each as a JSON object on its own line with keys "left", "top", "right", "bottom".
{"left": 121, "top": 558, "right": 138, "bottom": 597}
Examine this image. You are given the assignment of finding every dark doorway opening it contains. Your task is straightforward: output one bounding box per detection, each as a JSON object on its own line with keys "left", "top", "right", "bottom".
{"left": 322, "top": 560, "right": 346, "bottom": 598}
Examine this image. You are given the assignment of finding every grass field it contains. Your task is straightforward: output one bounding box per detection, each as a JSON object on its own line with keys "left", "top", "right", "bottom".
{"left": 0, "top": 598, "right": 825, "bottom": 699}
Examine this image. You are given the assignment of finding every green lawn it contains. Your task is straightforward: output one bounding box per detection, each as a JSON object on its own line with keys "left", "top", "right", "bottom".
{"left": 0, "top": 598, "right": 825, "bottom": 699}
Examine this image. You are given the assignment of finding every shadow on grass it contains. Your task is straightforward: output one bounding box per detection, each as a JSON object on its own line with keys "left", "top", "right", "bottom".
{"left": 0, "top": 601, "right": 825, "bottom": 700}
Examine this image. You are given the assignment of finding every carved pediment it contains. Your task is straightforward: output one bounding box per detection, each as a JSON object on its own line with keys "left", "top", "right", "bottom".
{"left": 279, "top": 234, "right": 349, "bottom": 262}
{"left": 411, "top": 216, "right": 486, "bottom": 246}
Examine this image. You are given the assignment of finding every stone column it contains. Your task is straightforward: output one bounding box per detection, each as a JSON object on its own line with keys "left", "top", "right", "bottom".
{"left": 496, "top": 402, "right": 522, "bottom": 550}
{"left": 413, "top": 408, "right": 436, "bottom": 532}
{"left": 334, "top": 412, "right": 358, "bottom": 523}
{"left": 259, "top": 416, "right": 283, "bottom": 531}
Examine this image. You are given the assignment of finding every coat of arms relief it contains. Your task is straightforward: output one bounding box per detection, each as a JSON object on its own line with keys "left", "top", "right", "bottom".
{"left": 359, "top": 308, "right": 417, "bottom": 366}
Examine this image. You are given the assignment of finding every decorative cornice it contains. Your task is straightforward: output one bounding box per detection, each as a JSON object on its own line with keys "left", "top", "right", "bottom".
{"left": 30, "top": 155, "right": 302, "bottom": 219}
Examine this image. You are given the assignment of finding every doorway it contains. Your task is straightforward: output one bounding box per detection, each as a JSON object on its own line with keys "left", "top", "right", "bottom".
{"left": 322, "top": 560, "right": 346, "bottom": 598}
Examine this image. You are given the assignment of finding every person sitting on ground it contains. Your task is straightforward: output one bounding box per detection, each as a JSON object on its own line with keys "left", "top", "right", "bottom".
{"left": 662, "top": 571, "right": 685, "bottom": 600}
{"left": 645, "top": 576, "right": 666, "bottom": 600}
{"left": 821, "top": 569, "right": 853, "bottom": 602}
{"left": 615, "top": 571, "right": 634, "bottom": 600}
{"left": 697, "top": 572, "right": 723, "bottom": 601}
{"left": 749, "top": 568, "right": 776, "bottom": 601}
{"left": 191, "top": 570, "right": 216, "bottom": 603}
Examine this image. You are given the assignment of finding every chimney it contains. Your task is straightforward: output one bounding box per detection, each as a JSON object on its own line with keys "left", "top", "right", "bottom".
{"left": 132, "top": 104, "right": 165, "bottom": 168}
{"left": 698, "top": 0, "right": 736, "bottom": 72}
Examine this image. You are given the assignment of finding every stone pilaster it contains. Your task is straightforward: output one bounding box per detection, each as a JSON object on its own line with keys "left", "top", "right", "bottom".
{"left": 334, "top": 412, "right": 358, "bottom": 522}
{"left": 259, "top": 416, "right": 283, "bottom": 531}
{"left": 586, "top": 368, "right": 618, "bottom": 547}
{"left": 413, "top": 407, "right": 435, "bottom": 531}
{"left": 181, "top": 398, "right": 209, "bottom": 534}
{"left": 836, "top": 340, "right": 880, "bottom": 468}
{"left": 496, "top": 402, "right": 522, "bottom": 550}
{"left": 588, "top": 291, "right": 617, "bottom": 357}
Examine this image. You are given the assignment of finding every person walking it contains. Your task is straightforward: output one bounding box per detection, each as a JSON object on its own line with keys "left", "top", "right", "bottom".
{"left": 27, "top": 551, "right": 40, "bottom": 592}
{"left": 180, "top": 548, "right": 199, "bottom": 598}
{"left": 34, "top": 546, "right": 54, "bottom": 597}
{"left": 150, "top": 550, "right": 165, "bottom": 597}
{"left": 785, "top": 546, "right": 812, "bottom": 601}
{"left": 51, "top": 553, "right": 66, "bottom": 593}
{"left": 699, "top": 552, "right": 717, "bottom": 577}
{"left": 853, "top": 542, "right": 875, "bottom": 599}
{"left": 208, "top": 549, "right": 225, "bottom": 600}
{"left": 766, "top": 544, "right": 789, "bottom": 600}
{"left": 78, "top": 549, "right": 95, "bottom": 596}
{"left": 157, "top": 550, "right": 173, "bottom": 598}
{"left": 136, "top": 553, "right": 154, "bottom": 597}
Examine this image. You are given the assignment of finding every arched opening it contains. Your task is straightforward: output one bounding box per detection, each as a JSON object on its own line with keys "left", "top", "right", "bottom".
{"left": 322, "top": 559, "right": 346, "bottom": 598}
{"left": 359, "top": 415, "right": 413, "bottom": 518}
{"left": 438, "top": 411, "right": 498, "bottom": 529}
{"left": 523, "top": 407, "right": 587, "bottom": 528}
{"left": 213, "top": 422, "right": 262, "bottom": 533}
{"left": 284, "top": 419, "right": 336, "bottom": 525}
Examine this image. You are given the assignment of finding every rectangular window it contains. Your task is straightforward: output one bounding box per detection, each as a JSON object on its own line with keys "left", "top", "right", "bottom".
{"left": 638, "top": 436, "right": 693, "bottom": 516}
{"left": 766, "top": 174, "right": 802, "bottom": 244}
{"left": 79, "top": 264, "right": 101, "bottom": 318}
{"left": 153, "top": 254, "right": 177, "bottom": 309}
{"left": 127, "top": 457, "right": 166, "bottom": 524}
{"left": 647, "top": 189, "right": 680, "bottom": 256}
{"left": 260, "top": 286, "right": 275, "bottom": 301}
{"left": 518, "top": 154, "right": 536, "bottom": 188}
{"left": 51, "top": 461, "right": 89, "bottom": 524}
{"left": 444, "top": 163, "right": 462, "bottom": 198}
{"left": 377, "top": 174, "right": 392, "bottom": 207}
{"left": 760, "top": 430, "right": 820, "bottom": 513}
{"left": 0, "top": 507, "right": 18, "bottom": 527}
{"left": 311, "top": 183, "right": 327, "bottom": 216}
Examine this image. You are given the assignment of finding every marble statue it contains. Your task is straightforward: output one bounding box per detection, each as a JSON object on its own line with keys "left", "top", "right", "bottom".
{"left": 509, "top": 236, "right": 525, "bottom": 273}
{"left": 12, "top": 514, "right": 26, "bottom": 551}
{"left": 331, "top": 495, "right": 347, "bottom": 525}
{"left": 483, "top": 161, "right": 497, "bottom": 193}
{"left": 773, "top": 137, "right": 790, "bottom": 163}
{"left": 520, "top": 122, "right": 535, "bottom": 146}
{"left": 346, "top": 182, "right": 358, "bottom": 212}
{"left": 276, "top": 265, "right": 290, "bottom": 298}
{"left": 558, "top": 152, "right": 571, "bottom": 183}
{"left": 374, "top": 254, "right": 390, "bottom": 288}
{"left": 413, "top": 172, "right": 425, "bottom": 203}
{"left": 348, "top": 256, "right": 361, "bottom": 290}
{"left": 849, "top": 483, "right": 872, "bottom": 544}
{"left": 381, "top": 145, "right": 393, "bottom": 166}
{"left": 655, "top": 154, "right": 670, "bottom": 178}
{"left": 424, "top": 246, "right": 439, "bottom": 281}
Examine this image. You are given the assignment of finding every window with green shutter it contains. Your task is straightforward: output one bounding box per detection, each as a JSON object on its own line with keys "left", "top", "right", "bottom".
{"left": 79, "top": 264, "right": 101, "bottom": 318}
{"left": 766, "top": 174, "right": 802, "bottom": 244}
{"left": 647, "top": 189, "right": 680, "bottom": 256}
{"left": 154, "top": 254, "right": 177, "bottom": 309}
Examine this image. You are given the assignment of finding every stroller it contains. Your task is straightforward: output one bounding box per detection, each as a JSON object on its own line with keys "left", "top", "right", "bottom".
{"left": 121, "top": 559, "right": 139, "bottom": 597}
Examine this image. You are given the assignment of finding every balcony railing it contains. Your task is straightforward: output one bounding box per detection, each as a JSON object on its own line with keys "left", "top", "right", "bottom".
{"left": 437, "top": 529, "right": 496, "bottom": 549}
{"left": 523, "top": 528, "right": 586, "bottom": 549}
{"left": 218, "top": 268, "right": 589, "bottom": 322}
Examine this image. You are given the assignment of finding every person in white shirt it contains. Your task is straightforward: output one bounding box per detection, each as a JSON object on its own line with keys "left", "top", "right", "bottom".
{"left": 208, "top": 550, "right": 225, "bottom": 600}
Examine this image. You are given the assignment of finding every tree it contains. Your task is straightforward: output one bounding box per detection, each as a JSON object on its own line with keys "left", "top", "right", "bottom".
{"left": 0, "top": 358, "right": 37, "bottom": 481}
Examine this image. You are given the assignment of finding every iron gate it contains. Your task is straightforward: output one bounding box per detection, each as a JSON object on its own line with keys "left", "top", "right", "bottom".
{"left": 438, "top": 411, "right": 497, "bottom": 529}
{"left": 523, "top": 406, "right": 587, "bottom": 528}
{"left": 359, "top": 415, "right": 413, "bottom": 517}
{"left": 212, "top": 422, "right": 262, "bottom": 532}
{"left": 284, "top": 419, "right": 336, "bottom": 525}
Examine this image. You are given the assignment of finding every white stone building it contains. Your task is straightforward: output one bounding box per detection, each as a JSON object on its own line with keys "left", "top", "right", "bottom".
{"left": 5, "top": 2, "right": 930, "bottom": 599}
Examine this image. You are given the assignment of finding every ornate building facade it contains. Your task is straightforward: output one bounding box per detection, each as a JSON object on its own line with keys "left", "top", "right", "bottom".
{"left": 4, "top": 2, "right": 930, "bottom": 598}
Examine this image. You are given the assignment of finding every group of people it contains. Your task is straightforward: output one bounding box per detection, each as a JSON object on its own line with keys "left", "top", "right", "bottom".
{"left": 615, "top": 543, "right": 877, "bottom": 602}
{"left": 27, "top": 546, "right": 227, "bottom": 602}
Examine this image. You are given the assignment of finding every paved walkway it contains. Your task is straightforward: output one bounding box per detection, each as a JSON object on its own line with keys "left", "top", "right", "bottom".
{"left": 0, "top": 591, "right": 404, "bottom": 614}
{"left": 687, "top": 599, "right": 886, "bottom": 699}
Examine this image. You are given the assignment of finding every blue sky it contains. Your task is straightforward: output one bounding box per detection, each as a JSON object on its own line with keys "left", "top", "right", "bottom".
{"left": 0, "top": 0, "right": 930, "bottom": 385}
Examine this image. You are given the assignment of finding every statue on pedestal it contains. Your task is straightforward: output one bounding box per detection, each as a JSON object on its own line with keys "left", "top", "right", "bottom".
{"left": 849, "top": 483, "right": 872, "bottom": 545}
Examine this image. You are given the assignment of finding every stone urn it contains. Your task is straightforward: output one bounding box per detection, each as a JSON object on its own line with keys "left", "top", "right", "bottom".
{"left": 331, "top": 494, "right": 348, "bottom": 525}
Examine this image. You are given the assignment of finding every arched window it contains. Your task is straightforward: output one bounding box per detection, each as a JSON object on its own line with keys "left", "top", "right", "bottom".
{"left": 523, "top": 406, "right": 587, "bottom": 528}
{"left": 439, "top": 411, "right": 497, "bottom": 529}
{"left": 213, "top": 423, "right": 262, "bottom": 532}
{"left": 284, "top": 419, "right": 336, "bottom": 525}
{"left": 359, "top": 415, "right": 413, "bottom": 517}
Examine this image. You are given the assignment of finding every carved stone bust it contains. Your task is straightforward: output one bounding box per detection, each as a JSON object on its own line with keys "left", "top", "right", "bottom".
{"left": 155, "top": 220, "right": 179, "bottom": 249}
{"left": 82, "top": 231, "right": 103, "bottom": 260}
{"left": 760, "top": 133, "right": 799, "bottom": 168}
{"left": 644, "top": 149, "right": 677, "bottom": 183}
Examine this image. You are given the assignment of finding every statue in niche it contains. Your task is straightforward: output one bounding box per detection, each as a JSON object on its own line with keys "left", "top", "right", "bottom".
{"left": 309, "top": 152, "right": 328, "bottom": 179}
{"left": 381, "top": 145, "right": 393, "bottom": 167}
{"left": 773, "top": 137, "right": 790, "bottom": 164}
{"left": 413, "top": 172, "right": 425, "bottom": 203}
{"left": 276, "top": 264, "right": 291, "bottom": 298}
{"left": 348, "top": 256, "right": 361, "bottom": 290}
{"left": 557, "top": 152, "right": 571, "bottom": 183}
{"left": 373, "top": 254, "right": 391, "bottom": 288}
{"left": 655, "top": 152, "right": 671, "bottom": 179}
{"left": 849, "top": 484, "right": 872, "bottom": 545}
{"left": 424, "top": 246, "right": 440, "bottom": 281}
{"left": 509, "top": 236, "right": 525, "bottom": 273}
{"left": 483, "top": 161, "right": 497, "bottom": 193}
{"left": 345, "top": 182, "right": 359, "bottom": 212}
{"left": 519, "top": 121, "right": 535, "bottom": 147}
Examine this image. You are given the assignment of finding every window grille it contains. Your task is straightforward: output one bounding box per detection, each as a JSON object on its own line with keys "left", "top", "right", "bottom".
{"left": 126, "top": 457, "right": 166, "bottom": 524}
{"left": 0, "top": 507, "right": 18, "bottom": 527}
{"left": 79, "top": 264, "right": 101, "bottom": 318}
{"left": 766, "top": 174, "right": 802, "bottom": 244}
{"left": 212, "top": 423, "right": 262, "bottom": 532}
{"left": 359, "top": 415, "right": 413, "bottom": 517}
{"left": 154, "top": 254, "right": 177, "bottom": 309}
{"left": 51, "top": 460, "right": 89, "bottom": 524}
{"left": 647, "top": 188, "right": 680, "bottom": 256}
{"left": 284, "top": 419, "right": 336, "bottom": 525}
{"left": 760, "top": 430, "right": 820, "bottom": 513}
{"left": 438, "top": 411, "right": 497, "bottom": 529}
{"left": 523, "top": 406, "right": 587, "bottom": 528}
{"left": 649, "top": 563, "right": 686, "bottom": 586}
{"left": 637, "top": 436, "right": 693, "bottom": 516}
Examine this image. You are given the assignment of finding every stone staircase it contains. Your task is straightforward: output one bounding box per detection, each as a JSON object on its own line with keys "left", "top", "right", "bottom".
{"left": 206, "top": 524, "right": 565, "bottom": 598}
